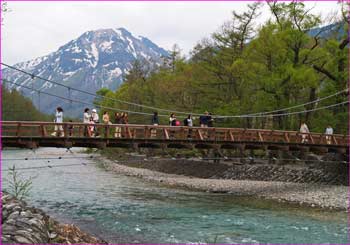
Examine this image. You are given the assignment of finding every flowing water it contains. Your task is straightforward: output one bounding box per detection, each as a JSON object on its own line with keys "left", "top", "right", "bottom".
{"left": 1, "top": 148, "right": 349, "bottom": 244}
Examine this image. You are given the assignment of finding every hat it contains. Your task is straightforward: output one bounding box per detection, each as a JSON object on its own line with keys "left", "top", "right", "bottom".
{"left": 92, "top": 109, "right": 97, "bottom": 113}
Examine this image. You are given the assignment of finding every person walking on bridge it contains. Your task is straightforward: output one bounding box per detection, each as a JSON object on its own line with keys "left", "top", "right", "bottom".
{"left": 103, "top": 111, "right": 111, "bottom": 124}
{"left": 208, "top": 112, "right": 214, "bottom": 127}
{"left": 151, "top": 112, "right": 159, "bottom": 138}
{"left": 91, "top": 109, "right": 100, "bottom": 137}
{"left": 185, "top": 114, "right": 193, "bottom": 139}
{"left": 52, "top": 107, "right": 64, "bottom": 137}
{"left": 199, "top": 111, "right": 209, "bottom": 128}
{"left": 300, "top": 122, "right": 310, "bottom": 143}
{"left": 169, "top": 113, "right": 177, "bottom": 138}
{"left": 169, "top": 113, "right": 176, "bottom": 126}
{"left": 114, "top": 112, "right": 122, "bottom": 138}
{"left": 325, "top": 125, "right": 333, "bottom": 144}
{"left": 103, "top": 111, "right": 111, "bottom": 137}
{"left": 121, "top": 112, "right": 129, "bottom": 137}
{"left": 83, "top": 108, "right": 90, "bottom": 137}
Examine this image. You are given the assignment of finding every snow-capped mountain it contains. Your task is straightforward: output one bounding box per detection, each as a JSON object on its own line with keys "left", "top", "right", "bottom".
{"left": 2, "top": 27, "right": 169, "bottom": 116}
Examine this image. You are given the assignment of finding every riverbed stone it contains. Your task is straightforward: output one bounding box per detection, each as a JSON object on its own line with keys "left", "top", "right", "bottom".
{"left": 1, "top": 191, "right": 107, "bottom": 244}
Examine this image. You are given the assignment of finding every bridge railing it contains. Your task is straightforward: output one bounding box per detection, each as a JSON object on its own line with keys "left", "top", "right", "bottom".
{"left": 1, "top": 121, "right": 349, "bottom": 146}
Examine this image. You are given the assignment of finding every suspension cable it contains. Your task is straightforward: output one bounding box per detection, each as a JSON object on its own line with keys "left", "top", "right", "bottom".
{"left": 2, "top": 162, "right": 93, "bottom": 171}
{"left": 1, "top": 156, "right": 95, "bottom": 161}
{"left": 217, "top": 101, "right": 349, "bottom": 118}
{"left": 1, "top": 62, "right": 196, "bottom": 115}
{"left": 2, "top": 79, "right": 171, "bottom": 117}
{"left": 3, "top": 77, "right": 348, "bottom": 119}
{"left": 2, "top": 156, "right": 347, "bottom": 172}
{"left": 2, "top": 62, "right": 348, "bottom": 118}
{"left": 245, "top": 88, "right": 349, "bottom": 116}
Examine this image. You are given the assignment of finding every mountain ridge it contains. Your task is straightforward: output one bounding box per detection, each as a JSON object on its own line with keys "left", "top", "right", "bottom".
{"left": 2, "top": 27, "right": 169, "bottom": 116}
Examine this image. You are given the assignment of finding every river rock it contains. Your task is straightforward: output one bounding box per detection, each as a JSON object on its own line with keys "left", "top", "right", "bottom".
{"left": 1, "top": 191, "right": 108, "bottom": 244}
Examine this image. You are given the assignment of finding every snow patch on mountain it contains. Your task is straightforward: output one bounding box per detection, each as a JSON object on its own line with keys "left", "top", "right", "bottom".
{"left": 2, "top": 27, "right": 169, "bottom": 116}
{"left": 90, "top": 43, "right": 99, "bottom": 67}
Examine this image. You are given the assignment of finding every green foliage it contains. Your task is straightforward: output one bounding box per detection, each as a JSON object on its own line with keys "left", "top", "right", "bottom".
{"left": 1, "top": 84, "right": 51, "bottom": 121}
{"left": 6, "top": 165, "right": 34, "bottom": 200}
{"left": 96, "top": 3, "right": 348, "bottom": 134}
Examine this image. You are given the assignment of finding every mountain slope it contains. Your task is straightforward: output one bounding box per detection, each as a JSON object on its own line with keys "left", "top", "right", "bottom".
{"left": 2, "top": 28, "right": 169, "bottom": 117}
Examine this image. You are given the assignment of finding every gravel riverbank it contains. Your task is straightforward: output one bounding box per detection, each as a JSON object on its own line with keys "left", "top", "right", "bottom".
{"left": 100, "top": 157, "right": 349, "bottom": 211}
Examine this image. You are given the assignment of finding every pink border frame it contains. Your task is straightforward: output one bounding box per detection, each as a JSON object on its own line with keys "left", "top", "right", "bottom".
{"left": 0, "top": 1, "right": 348, "bottom": 245}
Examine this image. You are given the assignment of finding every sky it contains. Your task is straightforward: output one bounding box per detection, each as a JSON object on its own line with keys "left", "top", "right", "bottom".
{"left": 1, "top": 1, "right": 341, "bottom": 65}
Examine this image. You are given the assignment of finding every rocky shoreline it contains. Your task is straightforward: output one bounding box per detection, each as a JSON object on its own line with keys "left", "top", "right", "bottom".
{"left": 99, "top": 157, "right": 349, "bottom": 211}
{"left": 1, "top": 192, "right": 107, "bottom": 244}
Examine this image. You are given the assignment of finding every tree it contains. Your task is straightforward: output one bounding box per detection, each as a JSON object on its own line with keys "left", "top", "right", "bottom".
{"left": 162, "top": 44, "right": 183, "bottom": 72}
{"left": 96, "top": 2, "right": 348, "bottom": 133}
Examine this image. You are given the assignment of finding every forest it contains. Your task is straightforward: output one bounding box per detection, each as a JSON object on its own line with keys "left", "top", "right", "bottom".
{"left": 96, "top": 1, "right": 349, "bottom": 134}
{"left": 1, "top": 84, "right": 50, "bottom": 121}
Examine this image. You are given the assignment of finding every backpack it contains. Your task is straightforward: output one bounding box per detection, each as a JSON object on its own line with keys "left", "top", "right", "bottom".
{"left": 175, "top": 120, "right": 181, "bottom": 126}
{"left": 183, "top": 118, "right": 188, "bottom": 126}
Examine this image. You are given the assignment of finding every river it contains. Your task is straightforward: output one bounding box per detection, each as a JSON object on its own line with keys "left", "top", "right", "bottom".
{"left": 1, "top": 148, "right": 348, "bottom": 244}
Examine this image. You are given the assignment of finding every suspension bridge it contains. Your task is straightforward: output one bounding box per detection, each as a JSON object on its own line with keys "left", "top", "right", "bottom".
{"left": 1, "top": 121, "right": 348, "bottom": 154}
{"left": 1, "top": 62, "right": 349, "bottom": 155}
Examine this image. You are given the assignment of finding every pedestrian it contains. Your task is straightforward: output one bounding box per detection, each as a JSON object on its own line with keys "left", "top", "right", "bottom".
{"left": 207, "top": 112, "right": 215, "bottom": 139}
{"left": 83, "top": 108, "right": 90, "bottom": 137}
{"left": 123, "top": 112, "right": 129, "bottom": 124}
{"left": 185, "top": 114, "right": 193, "bottom": 138}
{"left": 199, "top": 111, "right": 209, "bottom": 128}
{"left": 91, "top": 109, "right": 100, "bottom": 137}
{"left": 207, "top": 112, "right": 214, "bottom": 127}
{"left": 68, "top": 119, "right": 74, "bottom": 137}
{"left": 121, "top": 112, "right": 131, "bottom": 138}
{"left": 300, "top": 122, "right": 310, "bottom": 143}
{"left": 114, "top": 112, "right": 122, "bottom": 138}
{"left": 52, "top": 107, "right": 64, "bottom": 137}
{"left": 151, "top": 111, "right": 159, "bottom": 125}
{"left": 103, "top": 111, "right": 111, "bottom": 124}
{"left": 169, "top": 113, "right": 176, "bottom": 126}
{"left": 169, "top": 113, "right": 177, "bottom": 138}
{"left": 325, "top": 125, "right": 333, "bottom": 144}
{"left": 102, "top": 111, "right": 111, "bottom": 137}
{"left": 88, "top": 117, "right": 95, "bottom": 137}
{"left": 83, "top": 108, "right": 90, "bottom": 123}
{"left": 151, "top": 112, "right": 159, "bottom": 138}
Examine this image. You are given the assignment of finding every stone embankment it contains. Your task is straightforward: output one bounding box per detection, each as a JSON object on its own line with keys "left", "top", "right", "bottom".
{"left": 1, "top": 192, "right": 107, "bottom": 244}
{"left": 114, "top": 155, "right": 348, "bottom": 186}
{"left": 100, "top": 158, "right": 349, "bottom": 211}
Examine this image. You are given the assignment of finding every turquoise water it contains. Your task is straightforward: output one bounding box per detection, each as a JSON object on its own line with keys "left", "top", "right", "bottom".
{"left": 1, "top": 148, "right": 349, "bottom": 244}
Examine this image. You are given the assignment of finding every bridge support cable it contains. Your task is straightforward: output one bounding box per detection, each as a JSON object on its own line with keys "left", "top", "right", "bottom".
{"left": 1, "top": 162, "right": 93, "bottom": 172}
{"left": 2, "top": 78, "right": 348, "bottom": 119}
{"left": 1, "top": 62, "right": 349, "bottom": 118}
{"left": 1, "top": 79, "right": 169, "bottom": 117}
{"left": 1, "top": 156, "right": 95, "bottom": 161}
{"left": 1, "top": 62, "right": 195, "bottom": 116}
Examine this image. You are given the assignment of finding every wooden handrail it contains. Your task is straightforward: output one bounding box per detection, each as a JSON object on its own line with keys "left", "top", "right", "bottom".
{"left": 1, "top": 121, "right": 348, "bottom": 146}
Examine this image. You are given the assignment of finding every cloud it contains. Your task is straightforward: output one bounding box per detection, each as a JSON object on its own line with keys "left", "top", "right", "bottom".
{"left": 2, "top": 1, "right": 340, "bottom": 65}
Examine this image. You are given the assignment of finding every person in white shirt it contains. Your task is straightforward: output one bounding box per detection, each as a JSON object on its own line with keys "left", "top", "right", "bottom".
{"left": 83, "top": 108, "right": 90, "bottom": 136}
{"left": 83, "top": 108, "right": 90, "bottom": 123}
{"left": 186, "top": 114, "right": 193, "bottom": 138}
{"left": 91, "top": 109, "right": 99, "bottom": 123}
{"left": 91, "top": 109, "right": 100, "bottom": 136}
{"left": 325, "top": 125, "right": 333, "bottom": 144}
{"left": 169, "top": 113, "right": 176, "bottom": 126}
{"left": 52, "top": 107, "right": 64, "bottom": 137}
{"left": 299, "top": 122, "right": 309, "bottom": 143}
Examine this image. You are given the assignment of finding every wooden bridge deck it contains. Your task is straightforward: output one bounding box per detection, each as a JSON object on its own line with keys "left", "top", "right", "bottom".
{"left": 1, "top": 121, "right": 349, "bottom": 153}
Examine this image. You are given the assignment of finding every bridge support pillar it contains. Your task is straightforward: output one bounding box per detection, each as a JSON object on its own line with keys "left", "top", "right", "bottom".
{"left": 25, "top": 141, "right": 38, "bottom": 149}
